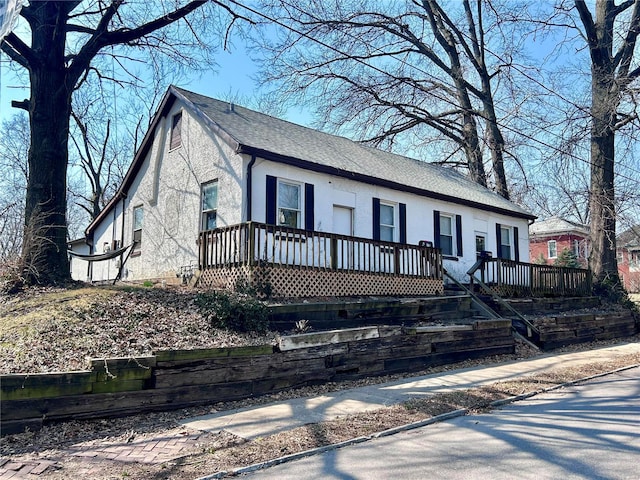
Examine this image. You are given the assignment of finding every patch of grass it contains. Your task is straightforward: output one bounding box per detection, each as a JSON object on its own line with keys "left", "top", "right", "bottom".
{"left": 0, "top": 287, "right": 119, "bottom": 335}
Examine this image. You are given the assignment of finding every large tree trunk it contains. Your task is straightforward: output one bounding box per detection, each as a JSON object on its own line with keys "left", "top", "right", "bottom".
{"left": 430, "top": 4, "right": 488, "bottom": 188}
{"left": 21, "top": 3, "right": 72, "bottom": 284}
{"left": 479, "top": 82, "right": 509, "bottom": 199}
{"left": 588, "top": 78, "right": 618, "bottom": 285}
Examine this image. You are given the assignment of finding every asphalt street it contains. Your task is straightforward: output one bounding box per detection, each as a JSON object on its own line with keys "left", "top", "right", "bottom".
{"left": 244, "top": 367, "right": 640, "bottom": 480}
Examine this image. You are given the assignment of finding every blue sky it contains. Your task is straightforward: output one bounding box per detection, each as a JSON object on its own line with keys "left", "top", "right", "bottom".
{"left": 0, "top": 33, "right": 312, "bottom": 128}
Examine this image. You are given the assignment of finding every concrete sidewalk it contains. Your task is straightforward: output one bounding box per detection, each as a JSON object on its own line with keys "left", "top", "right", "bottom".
{"left": 2, "top": 342, "right": 639, "bottom": 479}
{"left": 180, "top": 341, "right": 640, "bottom": 440}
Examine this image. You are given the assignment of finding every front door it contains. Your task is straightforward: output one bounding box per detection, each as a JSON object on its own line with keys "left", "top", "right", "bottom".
{"left": 333, "top": 206, "right": 353, "bottom": 236}
{"left": 333, "top": 206, "right": 354, "bottom": 269}
{"left": 476, "top": 233, "right": 487, "bottom": 259}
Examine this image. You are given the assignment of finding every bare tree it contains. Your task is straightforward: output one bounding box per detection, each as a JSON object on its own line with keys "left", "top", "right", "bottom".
{"left": 0, "top": 0, "right": 248, "bottom": 285}
{"left": 574, "top": 0, "right": 640, "bottom": 287}
{"left": 253, "top": 0, "right": 527, "bottom": 198}
{"left": 0, "top": 113, "right": 29, "bottom": 264}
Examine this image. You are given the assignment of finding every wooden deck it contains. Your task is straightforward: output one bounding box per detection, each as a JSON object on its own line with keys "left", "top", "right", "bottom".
{"left": 198, "top": 222, "right": 444, "bottom": 297}
{"left": 198, "top": 223, "right": 594, "bottom": 298}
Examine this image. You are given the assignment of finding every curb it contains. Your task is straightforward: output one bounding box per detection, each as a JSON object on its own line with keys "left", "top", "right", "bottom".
{"left": 197, "top": 363, "right": 640, "bottom": 479}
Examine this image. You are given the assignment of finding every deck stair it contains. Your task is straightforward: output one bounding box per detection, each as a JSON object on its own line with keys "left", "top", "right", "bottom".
{"left": 443, "top": 268, "right": 540, "bottom": 350}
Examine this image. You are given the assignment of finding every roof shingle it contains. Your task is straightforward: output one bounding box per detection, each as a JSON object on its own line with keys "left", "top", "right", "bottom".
{"left": 173, "top": 86, "right": 534, "bottom": 220}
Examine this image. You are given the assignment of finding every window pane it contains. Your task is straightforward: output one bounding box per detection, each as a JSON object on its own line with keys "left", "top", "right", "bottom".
{"left": 380, "top": 225, "right": 394, "bottom": 242}
{"left": 441, "top": 236, "right": 453, "bottom": 256}
{"left": 440, "top": 216, "right": 452, "bottom": 235}
{"left": 133, "top": 206, "right": 143, "bottom": 230}
{"left": 501, "top": 227, "right": 510, "bottom": 244}
{"left": 475, "top": 235, "right": 485, "bottom": 253}
{"left": 502, "top": 245, "right": 511, "bottom": 259}
{"left": 204, "top": 212, "right": 217, "bottom": 230}
{"left": 380, "top": 204, "right": 394, "bottom": 226}
{"left": 202, "top": 183, "right": 218, "bottom": 211}
{"left": 279, "top": 208, "right": 299, "bottom": 228}
{"left": 279, "top": 182, "right": 299, "bottom": 209}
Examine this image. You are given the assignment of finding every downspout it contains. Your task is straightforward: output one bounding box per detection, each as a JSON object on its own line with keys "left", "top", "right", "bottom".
{"left": 246, "top": 154, "right": 256, "bottom": 222}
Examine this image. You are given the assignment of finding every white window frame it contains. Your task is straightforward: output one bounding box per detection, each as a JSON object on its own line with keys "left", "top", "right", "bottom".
{"left": 548, "top": 240, "right": 557, "bottom": 259}
{"left": 500, "top": 226, "right": 512, "bottom": 260}
{"left": 277, "top": 179, "right": 302, "bottom": 228}
{"left": 439, "top": 214, "right": 455, "bottom": 256}
{"left": 201, "top": 180, "right": 218, "bottom": 231}
{"left": 379, "top": 201, "right": 396, "bottom": 242}
{"left": 132, "top": 205, "right": 143, "bottom": 250}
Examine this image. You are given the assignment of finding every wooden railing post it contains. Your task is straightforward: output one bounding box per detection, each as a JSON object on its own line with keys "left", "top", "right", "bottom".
{"left": 330, "top": 236, "right": 338, "bottom": 270}
{"left": 199, "top": 232, "right": 207, "bottom": 270}
{"left": 248, "top": 222, "right": 255, "bottom": 267}
{"left": 394, "top": 247, "right": 400, "bottom": 275}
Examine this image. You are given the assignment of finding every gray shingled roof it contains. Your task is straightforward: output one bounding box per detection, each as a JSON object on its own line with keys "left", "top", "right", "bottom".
{"left": 173, "top": 86, "right": 534, "bottom": 219}
{"left": 529, "top": 217, "right": 589, "bottom": 236}
{"left": 617, "top": 225, "right": 640, "bottom": 247}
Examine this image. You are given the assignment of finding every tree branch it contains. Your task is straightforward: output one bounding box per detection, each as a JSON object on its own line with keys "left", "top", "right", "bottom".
{"left": 574, "top": 1, "right": 599, "bottom": 57}
{"left": 614, "top": 0, "right": 640, "bottom": 78}
{"left": 1, "top": 32, "right": 36, "bottom": 68}
{"left": 11, "top": 100, "right": 30, "bottom": 111}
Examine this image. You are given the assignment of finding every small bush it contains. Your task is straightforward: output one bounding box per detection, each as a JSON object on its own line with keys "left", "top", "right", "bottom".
{"left": 0, "top": 257, "right": 25, "bottom": 294}
{"left": 593, "top": 275, "right": 639, "bottom": 312}
{"left": 554, "top": 248, "right": 580, "bottom": 268}
{"left": 196, "top": 291, "right": 269, "bottom": 333}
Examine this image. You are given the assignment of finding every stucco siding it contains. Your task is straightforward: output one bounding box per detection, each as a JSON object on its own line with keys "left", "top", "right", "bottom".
{"left": 83, "top": 198, "right": 125, "bottom": 283}
{"left": 89, "top": 100, "right": 245, "bottom": 282}
{"left": 250, "top": 159, "right": 529, "bottom": 281}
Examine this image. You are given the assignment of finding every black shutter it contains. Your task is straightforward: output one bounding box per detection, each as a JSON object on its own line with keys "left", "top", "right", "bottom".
{"left": 456, "top": 214, "right": 463, "bottom": 257}
{"left": 514, "top": 226, "right": 520, "bottom": 262}
{"left": 305, "top": 183, "right": 314, "bottom": 231}
{"left": 399, "top": 203, "right": 407, "bottom": 244}
{"left": 372, "top": 197, "right": 381, "bottom": 240}
{"left": 170, "top": 112, "right": 182, "bottom": 149}
{"left": 266, "top": 175, "right": 277, "bottom": 225}
{"left": 496, "top": 223, "right": 503, "bottom": 259}
{"left": 433, "top": 210, "right": 441, "bottom": 248}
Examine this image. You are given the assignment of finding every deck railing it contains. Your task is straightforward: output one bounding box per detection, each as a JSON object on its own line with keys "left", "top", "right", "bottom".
{"left": 469, "top": 257, "right": 593, "bottom": 297}
{"left": 199, "top": 222, "right": 442, "bottom": 279}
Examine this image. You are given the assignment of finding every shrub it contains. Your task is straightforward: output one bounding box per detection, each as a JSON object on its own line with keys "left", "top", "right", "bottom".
{"left": 593, "top": 275, "right": 639, "bottom": 313}
{"left": 196, "top": 290, "right": 269, "bottom": 333}
{"left": 554, "top": 248, "right": 580, "bottom": 268}
{"left": 0, "top": 256, "right": 25, "bottom": 294}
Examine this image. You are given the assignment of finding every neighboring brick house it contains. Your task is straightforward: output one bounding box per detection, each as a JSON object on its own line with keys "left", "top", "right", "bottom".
{"left": 529, "top": 217, "right": 589, "bottom": 268}
{"left": 617, "top": 226, "right": 640, "bottom": 293}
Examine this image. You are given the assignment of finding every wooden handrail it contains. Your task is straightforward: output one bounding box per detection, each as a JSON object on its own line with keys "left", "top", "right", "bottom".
{"left": 199, "top": 222, "right": 443, "bottom": 280}
{"left": 469, "top": 257, "right": 593, "bottom": 297}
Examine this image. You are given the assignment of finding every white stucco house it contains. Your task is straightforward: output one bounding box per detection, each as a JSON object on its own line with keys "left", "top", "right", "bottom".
{"left": 70, "top": 86, "right": 536, "bottom": 297}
